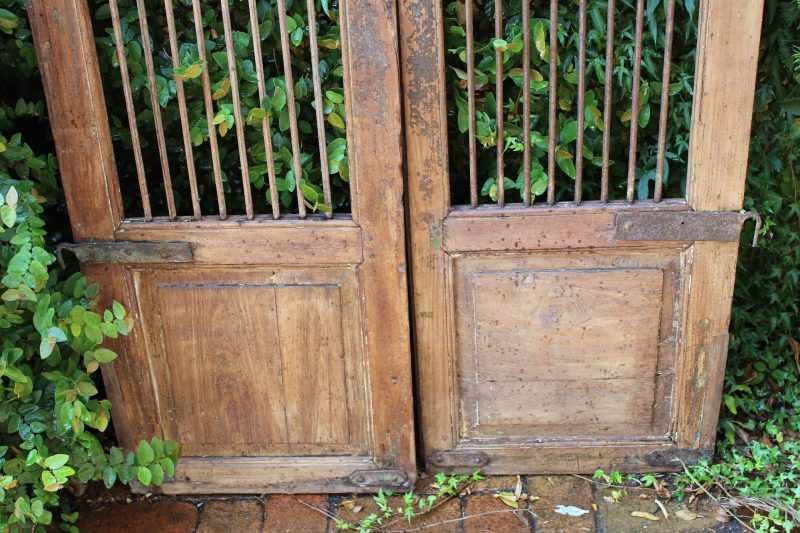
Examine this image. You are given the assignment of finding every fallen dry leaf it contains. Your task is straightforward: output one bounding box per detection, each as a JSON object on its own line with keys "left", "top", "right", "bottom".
{"left": 352, "top": 505, "right": 363, "bottom": 514}
{"left": 603, "top": 496, "right": 616, "bottom": 504}
{"left": 591, "top": 503, "right": 598, "bottom": 511}
{"left": 675, "top": 509, "right": 698, "bottom": 521}
{"left": 631, "top": 511, "right": 660, "bottom": 521}
{"left": 515, "top": 475, "right": 523, "bottom": 499}
{"left": 655, "top": 499, "right": 669, "bottom": 520}
{"left": 341, "top": 499, "right": 356, "bottom": 511}
{"left": 638, "top": 493, "right": 651, "bottom": 500}
{"left": 654, "top": 480, "right": 672, "bottom": 499}
{"left": 496, "top": 492, "right": 519, "bottom": 509}
{"left": 714, "top": 507, "right": 731, "bottom": 523}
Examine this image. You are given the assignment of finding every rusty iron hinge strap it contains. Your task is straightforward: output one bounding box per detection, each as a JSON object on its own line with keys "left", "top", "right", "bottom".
{"left": 427, "top": 450, "right": 490, "bottom": 469}
{"left": 348, "top": 469, "right": 409, "bottom": 488}
{"left": 615, "top": 211, "right": 762, "bottom": 246}
{"left": 645, "top": 448, "right": 713, "bottom": 467}
{"left": 56, "top": 241, "right": 193, "bottom": 268}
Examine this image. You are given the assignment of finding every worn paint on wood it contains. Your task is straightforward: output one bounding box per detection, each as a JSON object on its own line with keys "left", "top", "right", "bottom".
{"left": 30, "top": 0, "right": 416, "bottom": 493}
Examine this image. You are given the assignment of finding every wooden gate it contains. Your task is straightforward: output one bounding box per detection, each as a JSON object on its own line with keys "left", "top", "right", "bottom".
{"left": 29, "top": 0, "right": 415, "bottom": 493}
{"left": 400, "top": 0, "right": 764, "bottom": 473}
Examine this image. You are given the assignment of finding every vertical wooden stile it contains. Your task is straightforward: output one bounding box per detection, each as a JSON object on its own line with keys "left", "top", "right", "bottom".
{"left": 676, "top": 0, "right": 765, "bottom": 450}
{"left": 246, "top": 0, "right": 281, "bottom": 219}
{"left": 27, "top": 0, "right": 141, "bottom": 455}
{"left": 135, "top": 0, "right": 176, "bottom": 219}
{"left": 626, "top": 0, "right": 645, "bottom": 203}
{"left": 164, "top": 0, "right": 202, "bottom": 220}
{"left": 109, "top": 0, "right": 151, "bottom": 221}
{"left": 191, "top": 0, "right": 227, "bottom": 219}
{"left": 276, "top": 0, "right": 307, "bottom": 217}
{"left": 220, "top": 0, "right": 254, "bottom": 219}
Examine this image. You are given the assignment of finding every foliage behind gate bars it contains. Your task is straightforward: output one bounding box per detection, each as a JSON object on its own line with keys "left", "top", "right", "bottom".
{"left": 93, "top": 0, "right": 349, "bottom": 218}
{"left": 443, "top": 0, "right": 698, "bottom": 204}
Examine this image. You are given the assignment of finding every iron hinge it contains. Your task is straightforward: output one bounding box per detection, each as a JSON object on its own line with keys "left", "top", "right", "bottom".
{"left": 56, "top": 241, "right": 193, "bottom": 268}
{"left": 427, "top": 450, "right": 490, "bottom": 469}
{"left": 348, "top": 469, "right": 409, "bottom": 488}
{"left": 645, "top": 448, "right": 713, "bottom": 467}
{"left": 615, "top": 211, "right": 762, "bottom": 246}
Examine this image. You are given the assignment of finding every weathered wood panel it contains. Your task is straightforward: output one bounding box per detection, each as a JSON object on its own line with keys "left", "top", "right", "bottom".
{"left": 454, "top": 256, "right": 679, "bottom": 443}
{"left": 132, "top": 267, "right": 367, "bottom": 458}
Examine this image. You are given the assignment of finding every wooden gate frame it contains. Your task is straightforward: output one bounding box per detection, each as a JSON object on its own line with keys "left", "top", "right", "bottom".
{"left": 399, "top": 0, "right": 764, "bottom": 472}
{"left": 29, "top": 0, "right": 416, "bottom": 492}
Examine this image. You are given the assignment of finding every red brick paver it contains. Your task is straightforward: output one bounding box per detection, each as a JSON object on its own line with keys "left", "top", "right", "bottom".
{"left": 196, "top": 499, "right": 263, "bottom": 533}
{"left": 263, "top": 494, "right": 329, "bottom": 533}
{"left": 463, "top": 494, "right": 534, "bottom": 533}
{"left": 78, "top": 501, "right": 199, "bottom": 533}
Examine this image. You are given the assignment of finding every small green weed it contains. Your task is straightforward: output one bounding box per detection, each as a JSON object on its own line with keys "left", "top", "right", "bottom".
{"left": 334, "top": 471, "right": 483, "bottom": 533}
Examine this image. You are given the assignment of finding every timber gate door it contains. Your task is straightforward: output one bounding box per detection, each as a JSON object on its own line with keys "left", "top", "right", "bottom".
{"left": 400, "top": 0, "right": 764, "bottom": 473}
{"left": 29, "top": 0, "right": 415, "bottom": 492}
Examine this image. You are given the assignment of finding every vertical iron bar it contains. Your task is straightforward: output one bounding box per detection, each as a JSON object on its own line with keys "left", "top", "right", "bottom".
{"left": 135, "top": 0, "right": 176, "bottom": 219}
{"left": 164, "top": 0, "right": 201, "bottom": 220}
{"left": 626, "top": 0, "right": 645, "bottom": 203}
{"left": 109, "top": 0, "right": 152, "bottom": 221}
{"left": 522, "top": 0, "right": 531, "bottom": 206}
{"left": 547, "top": 0, "right": 558, "bottom": 205}
{"left": 601, "top": 0, "right": 615, "bottom": 203}
{"left": 574, "top": 0, "right": 587, "bottom": 204}
{"left": 467, "top": 0, "right": 478, "bottom": 207}
{"left": 247, "top": 0, "right": 281, "bottom": 218}
{"left": 192, "top": 0, "right": 227, "bottom": 218}
{"left": 495, "top": 0, "right": 505, "bottom": 207}
{"left": 655, "top": 0, "right": 676, "bottom": 202}
{"left": 276, "top": 0, "right": 307, "bottom": 218}
{"left": 306, "top": 0, "right": 333, "bottom": 216}
{"left": 220, "top": 0, "right": 254, "bottom": 219}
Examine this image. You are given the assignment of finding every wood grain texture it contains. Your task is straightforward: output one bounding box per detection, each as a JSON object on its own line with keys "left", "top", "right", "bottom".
{"left": 475, "top": 379, "right": 657, "bottom": 437}
{"left": 343, "top": 0, "right": 416, "bottom": 473}
{"left": 687, "top": 0, "right": 764, "bottom": 211}
{"left": 117, "top": 217, "right": 363, "bottom": 265}
{"left": 398, "top": 0, "right": 460, "bottom": 457}
{"left": 133, "top": 267, "right": 367, "bottom": 458}
{"left": 449, "top": 442, "right": 684, "bottom": 475}
{"left": 445, "top": 201, "right": 690, "bottom": 252}
{"left": 673, "top": 242, "right": 740, "bottom": 449}
{"left": 27, "top": 0, "right": 123, "bottom": 239}
{"left": 679, "top": 0, "right": 764, "bottom": 449}
{"left": 164, "top": 456, "right": 379, "bottom": 494}
{"left": 454, "top": 256, "right": 680, "bottom": 443}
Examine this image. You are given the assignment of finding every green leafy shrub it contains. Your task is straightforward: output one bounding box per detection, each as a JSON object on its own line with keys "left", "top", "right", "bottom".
{"left": 676, "top": 2, "right": 800, "bottom": 532}
{"left": 0, "top": 2, "right": 179, "bottom": 531}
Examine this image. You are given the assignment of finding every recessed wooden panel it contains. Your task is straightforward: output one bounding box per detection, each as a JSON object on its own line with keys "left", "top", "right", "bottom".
{"left": 134, "top": 267, "right": 367, "bottom": 458}
{"left": 455, "top": 252, "right": 681, "bottom": 442}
